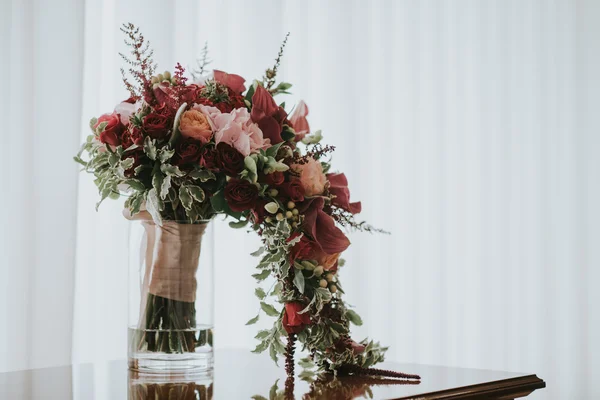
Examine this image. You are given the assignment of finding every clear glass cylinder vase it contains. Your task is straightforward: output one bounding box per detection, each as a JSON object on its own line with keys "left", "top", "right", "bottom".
{"left": 128, "top": 219, "right": 214, "bottom": 374}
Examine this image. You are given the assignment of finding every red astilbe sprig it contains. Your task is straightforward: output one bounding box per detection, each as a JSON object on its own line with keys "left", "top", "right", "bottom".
{"left": 119, "top": 23, "right": 158, "bottom": 105}
{"left": 293, "top": 143, "right": 336, "bottom": 165}
{"left": 284, "top": 333, "right": 297, "bottom": 399}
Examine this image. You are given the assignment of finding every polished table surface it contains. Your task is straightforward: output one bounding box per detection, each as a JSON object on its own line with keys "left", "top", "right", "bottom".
{"left": 0, "top": 349, "right": 545, "bottom": 399}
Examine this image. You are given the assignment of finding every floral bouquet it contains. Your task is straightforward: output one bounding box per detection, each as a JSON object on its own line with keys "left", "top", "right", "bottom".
{"left": 76, "top": 23, "right": 419, "bottom": 381}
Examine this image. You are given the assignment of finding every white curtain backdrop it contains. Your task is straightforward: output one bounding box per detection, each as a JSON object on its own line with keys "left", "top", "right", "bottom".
{"left": 1, "top": 0, "right": 599, "bottom": 398}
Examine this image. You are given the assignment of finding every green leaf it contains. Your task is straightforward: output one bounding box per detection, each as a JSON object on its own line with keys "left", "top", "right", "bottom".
{"left": 265, "top": 142, "right": 284, "bottom": 158}
{"left": 108, "top": 152, "right": 120, "bottom": 167}
{"left": 251, "top": 396, "right": 268, "bottom": 400}
{"left": 293, "top": 268, "right": 305, "bottom": 294}
{"left": 298, "top": 358, "right": 314, "bottom": 369}
{"left": 254, "top": 330, "right": 270, "bottom": 339}
{"left": 251, "top": 247, "right": 265, "bottom": 257}
{"left": 160, "top": 163, "right": 185, "bottom": 177}
{"left": 298, "top": 370, "right": 316, "bottom": 380}
{"left": 269, "top": 379, "right": 279, "bottom": 400}
{"left": 146, "top": 188, "right": 163, "bottom": 225}
{"left": 229, "top": 219, "right": 249, "bottom": 229}
{"left": 269, "top": 344, "right": 278, "bottom": 366}
{"left": 143, "top": 136, "right": 157, "bottom": 160}
{"left": 168, "top": 102, "right": 188, "bottom": 146}
{"left": 158, "top": 147, "right": 175, "bottom": 163}
{"left": 252, "top": 340, "right": 269, "bottom": 354}
{"left": 260, "top": 302, "right": 280, "bottom": 317}
{"left": 188, "top": 169, "right": 216, "bottom": 181}
{"left": 245, "top": 81, "right": 257, "bottom": 102}
{"left": 244, "top": 156, "right": 257, "bottom": 181}
{"left": 187, "top": 185, "right": 205, "bottom": 203}
{"left": 281, "top": 127, "right": 295, "bottom": 142}
{"left": 245, "top": 315, "right": 260, "bottom": 325}
{"left": 255, "top": 287, "right": 266, "bottom": 300}
{"left": 346, "top": 309, "right": 363, "bottom": 326}
{"left": 124, "top": 179, "right": 146, "bottom": 191}
{"left": 89, "top": 117, "right": 98, "bottom": 130}
{"left": 179, "top": 186, "right": 193, "bottom": 210}
{"left": 160, "top": 175, "right": 171, "bottom": 200}
{"left": 252, "top": 269, "right": 271, "bottom": 281}
{"left": 120, "top": 157, "right": 135, "bottom": 170}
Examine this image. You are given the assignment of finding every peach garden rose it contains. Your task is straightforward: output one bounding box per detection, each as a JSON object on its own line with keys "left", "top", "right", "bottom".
{"left": 179, "top": 109, "right": 213, "bottom": 143}
{"left": 293, "top": 158, "right": 327, "bottom": 196}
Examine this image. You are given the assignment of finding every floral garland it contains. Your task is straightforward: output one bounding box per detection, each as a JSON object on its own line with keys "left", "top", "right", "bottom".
{"left": 76, "top": 24, "right": 409, "bottom": 378}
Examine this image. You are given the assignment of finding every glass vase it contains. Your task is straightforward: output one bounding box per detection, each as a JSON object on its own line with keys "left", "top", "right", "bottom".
{"left": 128, "top": 219, "right": 214, "bottom": 374}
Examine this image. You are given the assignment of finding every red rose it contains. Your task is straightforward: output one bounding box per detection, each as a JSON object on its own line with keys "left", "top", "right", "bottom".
{"left": 121, "top": 126, "right": 144, "bottom": 149}
{"left": 143, "top": 104, "right": 173, "bottom": 139}
{"left": 327, "top": 173, "right": 362, "bottom": 214}
{"left": 200, "top": 145, "right": 219, "bottom": 171}
{"left": 94, "top": 112, "right": 124, "bottom": 146}
{"left": 279, "top": 179, "right": 305, "bottom": 202}
{"left": 224, "top": 179, "right": 259, "bottom": 212}
{"left": 214, "top": 101, "right": 234, "bottom": 113}
{"left": 175, "top": 138, "right": 202, "bottom": 165}
{"left": 261, "top": 171, "right": 285, "bottom": 186}
{"left": 216, "top": 143, "right": 245, "bottom": 176}
{"left": 228, "top": 91, "right": 247, "bottom": 109}
{"left": 180, "top": 84, "right": 202, "bottom": 104}
{"left": 282, "top": 302, "right": 311, "bottom": 334}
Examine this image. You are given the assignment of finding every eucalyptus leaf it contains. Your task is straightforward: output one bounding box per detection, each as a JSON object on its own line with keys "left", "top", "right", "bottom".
{"left": 293, "top": 268, "right": 305, "bottom": 294}
{"left": 245, "top": 315, "right": 260, "bottom": 325}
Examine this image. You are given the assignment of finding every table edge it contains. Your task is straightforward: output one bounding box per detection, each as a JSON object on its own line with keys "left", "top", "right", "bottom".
{"left": 393, "top": 374, "right": 546, "bottom": 399}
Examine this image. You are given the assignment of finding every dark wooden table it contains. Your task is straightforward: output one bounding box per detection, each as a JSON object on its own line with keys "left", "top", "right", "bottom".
{"left": 0, "top": 349, "right": 545, "bottom": 399}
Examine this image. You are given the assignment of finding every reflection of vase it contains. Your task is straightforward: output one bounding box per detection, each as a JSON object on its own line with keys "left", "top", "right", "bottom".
{"left": 128, "top": 219, "right": 214, "bottom": 374}
{"left": 128, "top": 370, "right": 213, "bottom": 400}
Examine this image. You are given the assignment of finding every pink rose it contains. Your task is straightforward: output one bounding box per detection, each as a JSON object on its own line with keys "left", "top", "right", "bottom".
{"left": 289, "top": 100, "right": 310, "bottom": 141}
{"left": 213, "top": 108, "right": 269, "bottom": 156}
{"left": 292, "top": 158, "right": 327, "bottom": 196}
{"left": 213, "top": 70, "right": 246, "bottom": 94}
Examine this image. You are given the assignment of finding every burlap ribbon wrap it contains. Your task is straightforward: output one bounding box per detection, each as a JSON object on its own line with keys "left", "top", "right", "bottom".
{"left": 126, "top": 210, "right": 207, "bottom": 304}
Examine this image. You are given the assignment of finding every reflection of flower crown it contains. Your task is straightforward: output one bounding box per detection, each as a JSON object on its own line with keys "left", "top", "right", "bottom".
{"left": 76, "top": 23, "right": 392, "bottom": 375}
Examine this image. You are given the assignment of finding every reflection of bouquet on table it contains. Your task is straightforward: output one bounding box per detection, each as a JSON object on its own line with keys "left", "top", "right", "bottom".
{"left": 129, "top": 370, "right": 213, "bottom": 400}
{"left": 76, "top": 22, "right": 417, "bottom": 378}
